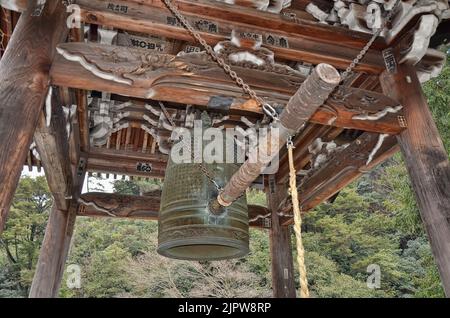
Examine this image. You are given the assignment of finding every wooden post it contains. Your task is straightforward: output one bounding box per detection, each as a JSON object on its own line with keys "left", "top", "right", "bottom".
{"left": 267, "top": 176, "right": 296, "bottom": 298}
{"left": 29, "top": 202, "right": 77, "bottom": 298}
{"left": 0, "top": 1, "right": 67, "bottom": 233}
{"left": 380, "top": 64, "right": 450, "bottom": 297}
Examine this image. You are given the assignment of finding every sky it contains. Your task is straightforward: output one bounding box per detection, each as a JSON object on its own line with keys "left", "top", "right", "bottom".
{"left": 21, "top": 167, "right": 116, "bottom": 193}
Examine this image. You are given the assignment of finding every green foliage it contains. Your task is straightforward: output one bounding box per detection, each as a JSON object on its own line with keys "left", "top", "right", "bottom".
{"left": 423, "top": 52, "right": 450, "bottom": 155}
{"left": 82, "top": 243, "right": 132, "bottom": 298}
{"left": 306, "top": 251, "right": 385, "bottom": 298}
{"left": 0, "top": 176, "right": 51, "bottom": 297}
{"left": 113, "top": 180, "right": 141, "bottom": 195}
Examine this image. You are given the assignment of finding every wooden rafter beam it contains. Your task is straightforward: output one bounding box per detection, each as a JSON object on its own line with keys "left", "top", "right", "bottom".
{"left": 78, "top": 191, "right": 271, "bottom": 228}
{"left": 85, "top": 148, "right": 168, "bottom": 178}
{"left": 276, "top": 124, "right": 342, "bottom": 184}
{"left": 292, "top": 132, "right": 399, "bottom": 215}
{"left": 0, "top": 1, "right": 68, "bottom": 233}
{"left": 74, "top": 0, "right": 386, "bottom": 73}
{"left": 34, "top": 90, "right": 73, "bottom": 211}
{"left": 51, "top": 42, "right": 405, "bottom": 134}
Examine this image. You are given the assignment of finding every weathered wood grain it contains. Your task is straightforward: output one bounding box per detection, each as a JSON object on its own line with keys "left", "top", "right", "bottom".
{"left": 266, "top": 175, "right": 296, "bottom": 298}
{"left": 0, "top": 1, "right": 68, "bottom": 233}
{"left": 51, "top": 42, "right": 405, "bottom": 134}
{"left": 34, "top": 90, "right": 73, "bottom": 211}
{"left": 74, "top": 0, "right": 386, "bottom": 73}
{"left": 298, "top": 132, "right": 399, "bottom": 211}
{"left": 86, "top": 148, "right": 168, "bottom": 178}
{"left": 380, "top": 64, "right": 450, "bottom": 297}
{"left": 77, "top": 192, "right": 270, "bottom": 228}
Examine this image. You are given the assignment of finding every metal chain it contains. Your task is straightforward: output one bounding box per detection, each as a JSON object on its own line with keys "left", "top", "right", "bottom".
{"left": 162, "top": 0, "right": 401, "bottom": 198}
{"left": 163, "top": 0, "right": 278, "bottom": 120}
{"left": 340, "top": 0, "right": 401, "bottom": 81}
{"left": 159, "top": 101, "right": 223, "bottom": 191}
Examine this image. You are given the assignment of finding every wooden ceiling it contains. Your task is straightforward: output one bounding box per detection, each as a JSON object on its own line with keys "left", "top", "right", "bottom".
{"left": 0, "top": 0, "right": 447, "bottom": 215}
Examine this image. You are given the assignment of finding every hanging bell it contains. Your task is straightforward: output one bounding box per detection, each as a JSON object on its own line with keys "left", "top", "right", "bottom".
{"left": 157, "top": 125, "right": 249, "bottom": 261}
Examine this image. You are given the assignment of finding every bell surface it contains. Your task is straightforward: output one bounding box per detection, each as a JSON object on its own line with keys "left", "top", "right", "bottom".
{"left": 158, "top": 133, "right": 249, "bottom": 261}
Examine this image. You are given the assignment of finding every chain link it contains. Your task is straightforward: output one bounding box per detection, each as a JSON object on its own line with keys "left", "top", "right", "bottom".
{"left": 159, "top": 101, "right": 223, "bottom": 191}
{"left": 163, "top": 0, "right": 278, "bottom": 119}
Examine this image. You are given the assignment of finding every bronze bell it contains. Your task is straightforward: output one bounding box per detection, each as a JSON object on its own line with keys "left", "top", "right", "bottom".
{"left": 157, "top": 125, "right": 249, "bottom": 261}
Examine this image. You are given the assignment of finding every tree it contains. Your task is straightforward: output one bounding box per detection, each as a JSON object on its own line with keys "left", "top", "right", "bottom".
{"left": 0, "top": 176, "right": 52, "bottom": 296}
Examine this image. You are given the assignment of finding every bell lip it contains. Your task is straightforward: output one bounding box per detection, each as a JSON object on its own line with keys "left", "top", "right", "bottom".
{"left": 157, "top": 237, "right": 250, "bottom": 261}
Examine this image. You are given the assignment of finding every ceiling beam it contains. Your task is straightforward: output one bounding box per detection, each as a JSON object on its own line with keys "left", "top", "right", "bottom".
{"left": 74, "top": 0, "right": 386, "bottom": 73}
{"left": 51, "top": 42, "right": 405, "bottom": 134}
{"left": 85, "top": 148, "right": 168, "bottom": 178}
{"left": 281, "top": 132, "right": 399, "bottom": 222}
{"left": 78, "top": 191, "right": 271, "bottom": 228}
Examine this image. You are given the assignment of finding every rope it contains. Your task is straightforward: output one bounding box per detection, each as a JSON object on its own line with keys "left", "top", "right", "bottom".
{"left": 287, "top": 139, "right": 309, "bottom": 298}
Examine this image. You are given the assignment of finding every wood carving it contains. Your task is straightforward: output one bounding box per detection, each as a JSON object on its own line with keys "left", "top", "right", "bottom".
{"left": 298, "top": 132, "right": 399, "bottom": 211}
{"left": 79, "top": 191, "right": 161, "bottom": 218}
{"left": 304, "top": 0, "right": 449, "bottom": 43}
{"left": 78, "top": 192, "right": 271, "bottom": 228}
{"left": 52, "top": 42, "right": 405, "bottom": 134}
{"left": 398, "top": 14, "right": 439, "bottom": 65}
{"left": 213, "top": 0, "right": 291, "bottom": 13}
{"left": 415, "top": 48, "right": 447, "bottom": 83}
{"left": 213, "top": 33, "right": 301, "bottom": 76}
{"left": 74, "top": 0, "right": 386, "bottom": 73}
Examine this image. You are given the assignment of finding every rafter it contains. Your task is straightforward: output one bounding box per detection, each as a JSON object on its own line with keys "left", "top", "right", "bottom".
{"left": 78, "top": 191, "right": 271, "bottom": 228}
{"left": 85, "top": 148, "right": 168, "bottom": 178}
{"left": 74, "top": 0, "right": 386, "bottom": 73}
{"left": 51, "top": 42, "right": 405, "bottom": 134}
{"left": 280, "top": 132, "right": 399, "bottom": 224}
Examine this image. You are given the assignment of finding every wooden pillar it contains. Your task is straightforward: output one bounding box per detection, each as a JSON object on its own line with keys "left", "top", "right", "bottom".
{"left": 266, "top": 176, "right": 296, "bottom": 298}
{"left": 380, "top": 64, "right": 450, "bottom": 297}
{"left": 0, "top": 1, "right": 67, "bottom": 233}
{"left": 29, "top": 201, "right": 78, "bottom": 298}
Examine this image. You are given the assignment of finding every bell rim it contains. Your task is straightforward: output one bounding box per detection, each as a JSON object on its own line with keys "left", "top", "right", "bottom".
{"left": 157, "top": 237, "right": 249, "bottom": 261}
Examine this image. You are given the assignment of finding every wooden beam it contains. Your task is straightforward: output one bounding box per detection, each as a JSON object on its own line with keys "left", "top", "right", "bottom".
{"left": 75, "top": 89, "right": 90, "bottom": 153}
{"left": 278, "top": 131, "right": 399, "bottom": 223}
{"left": 75, "top": 0, "right": 386, "bottom": 73}
{"left": 34, "top": 90, "right": 73, "bottom": 211}
{"left": 217, "top": 63, "right": 342, "bottom": 208}
{"left": 30, "top": 86, "right": 87, "bottom": 298}
{"left": 297, "top": 132, "right": 399, "bottom": 212}
{"left": 0, "top": 0, "right": 28, "bottom": 12}
{"left": 0, "top": 1, "right": 68, "bottom": 233}
{"left": 266, "top": 176, "right": 296, "bottom": 298}
{"left": 30, "top": 165, "right": 86, "bottom": 298}
{"left": 276, "top": 124, "right": 341, "bottom": 184}
{"left": 51, "top": 42, "right": 405, "bottom": 134}
{"left": 380, "top": 64, "right": 450, "bottom": 297}
{"left": 78, "top": 191, "right": 161, "bottom": 219}
{"left": 86, "top": 148, "right": 168, "bottom": 178}
{"left": 77, "top": 192, "right": 270, "bottom": 228}
{"left": 29, "top": 203, "right": 75, "bottom": 298}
